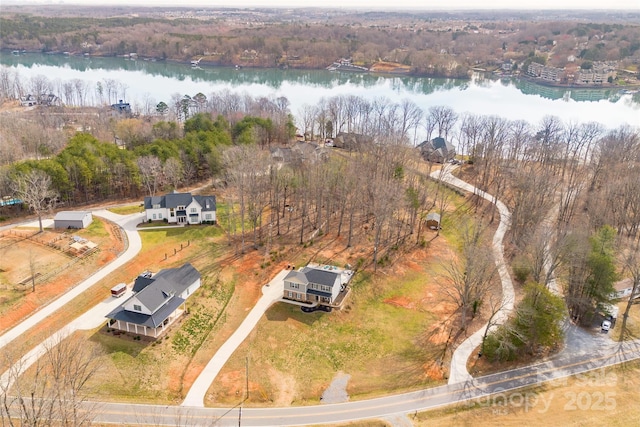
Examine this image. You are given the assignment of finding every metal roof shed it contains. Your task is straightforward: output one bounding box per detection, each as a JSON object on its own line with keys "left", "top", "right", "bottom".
{"left": 54, "top": 211, "right": 93, "bottom": 229}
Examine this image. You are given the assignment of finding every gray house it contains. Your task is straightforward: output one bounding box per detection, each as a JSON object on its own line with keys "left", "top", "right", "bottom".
{"left": 417, "top": 137, "right": 456, "bottom": 163}
{"left": 144, "top": 192, "right": 216, "bottom": 224}
{"left": 106, "top": 263, "right": 201, "bottom": 338}
{"left": 283, "top": 264, "right": 353, "bottom": 307}
{"left": 54, "top": 211, "right": 93, "bottom": 229}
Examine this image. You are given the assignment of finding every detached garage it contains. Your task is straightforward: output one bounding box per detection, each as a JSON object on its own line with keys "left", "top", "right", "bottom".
{"left": 54, "top": 211, "right": 93, "bottom": 229}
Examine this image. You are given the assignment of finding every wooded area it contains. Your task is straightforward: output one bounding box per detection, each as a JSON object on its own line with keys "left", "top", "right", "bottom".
{"left": 1, "top": 7, "right": 639, "bottom": 78}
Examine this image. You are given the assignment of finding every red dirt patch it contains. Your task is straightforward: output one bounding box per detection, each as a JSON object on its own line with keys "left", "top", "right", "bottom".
{"left": 384, "top": 295, "right": 415, "bottom": 310}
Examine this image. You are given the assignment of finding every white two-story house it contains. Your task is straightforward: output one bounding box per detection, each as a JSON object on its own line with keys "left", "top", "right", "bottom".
{"left": 144, "top": 192, "right": 216, "bottom": 224}
{"left": 106, "top": 263, "right": 201, "bottom": 338}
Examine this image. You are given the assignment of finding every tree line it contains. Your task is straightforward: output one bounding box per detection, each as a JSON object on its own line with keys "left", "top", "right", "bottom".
{"left": 2, "top": 10, "right": 639, "bottom": 77}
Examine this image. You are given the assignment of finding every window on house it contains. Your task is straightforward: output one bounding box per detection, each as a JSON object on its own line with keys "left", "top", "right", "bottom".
{"left": 321, "top": 285, "right": 331, "bottom": 292}
{"left": 133, "top": 304, "right": 142, "bottom": 311}
{"left": 158, "top": 213, "right": 162, "bottom": 219}
{"left": 152, "top": 204, "right": 160, "bottom": 209}
{"left": 190, "top": 208, "right": 197, "bottom": 213}
{"left": 152, "top": 214, "right": 156, "bottom": 219}
{"left": 205, "top": 214, "right": 211, "bottom": 219}
{"left": 287, "top": 291, "right": 293, "bottom": 298}
{"left": 170, "top": 208, "right": 175, "bottom": 217}
{"left": 290, "top": 283, "right": 299, "bottom": 289}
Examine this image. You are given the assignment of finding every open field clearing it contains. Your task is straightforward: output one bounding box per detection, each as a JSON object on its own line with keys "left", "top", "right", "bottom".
{"left": 0, "top": 217, "right": 123, "bottom": 335}
{"left": 412, "top": 359, "right": 640, "bottom": 427}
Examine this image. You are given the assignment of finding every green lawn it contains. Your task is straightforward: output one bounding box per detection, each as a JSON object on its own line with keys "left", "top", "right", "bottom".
{"left": 108, "top": 204, "right": 144, "bottom": 215}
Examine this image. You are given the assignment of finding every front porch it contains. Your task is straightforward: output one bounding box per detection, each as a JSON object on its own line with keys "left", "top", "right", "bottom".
{"left": 108, "top": 305, "right": 185, "bottom": 339}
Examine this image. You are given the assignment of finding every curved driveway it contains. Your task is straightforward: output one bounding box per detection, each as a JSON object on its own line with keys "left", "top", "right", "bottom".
{"left": 0, "top": 211, "right": 143, "bottom": 387}
{"left": 3, "top": 181, "right": 640, "bottom": 426}
{"left": 429, "top": 166, "right": 515, "bottom": 385}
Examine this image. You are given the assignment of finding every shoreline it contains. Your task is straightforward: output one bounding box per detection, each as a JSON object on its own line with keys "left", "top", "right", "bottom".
{"left": 4, "top": 49, "right": 640, "bottom": 90}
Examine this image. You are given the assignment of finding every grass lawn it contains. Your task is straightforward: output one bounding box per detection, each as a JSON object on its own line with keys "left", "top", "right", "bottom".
{"left": 410, "top": 359, "right": 640, "bottom": 427}
{"left": 205, "top": 240, "right": 456, "bottom": 406}
{"left": 108, "top": 204, "right": 144, "bottom": 215}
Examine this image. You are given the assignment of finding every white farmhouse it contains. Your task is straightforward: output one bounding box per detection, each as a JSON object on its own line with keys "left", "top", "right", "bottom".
{"left": 144, "top": 192, "right": 216, "bottom": 224}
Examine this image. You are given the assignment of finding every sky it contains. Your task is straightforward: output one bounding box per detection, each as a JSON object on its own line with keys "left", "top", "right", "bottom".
{"left": 25, "top": 0, "right": 640, "bottom": 9}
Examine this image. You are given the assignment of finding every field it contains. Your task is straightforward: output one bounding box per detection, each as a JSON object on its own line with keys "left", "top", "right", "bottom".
{"left": 0, "top": 217, "right": 124, "bottom": 335}
{"left": 411, "top": 359, "right": 640, "bottom": 427}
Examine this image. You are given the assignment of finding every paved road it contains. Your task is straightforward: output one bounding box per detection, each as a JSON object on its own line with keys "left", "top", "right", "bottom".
{"left": 182, "top": 269, "right": 289, "bottom": 407}
{"left": 0, "top": 211, "right": 143, "bottom": 387}
{"left": 429, "top": 166, "right": 515, "bottom": 385}
{"left": 92, "top": 338, "right": 640, "bottom": 426}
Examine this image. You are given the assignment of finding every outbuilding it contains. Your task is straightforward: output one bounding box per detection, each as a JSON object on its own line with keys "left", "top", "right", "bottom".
{"left": 426, "top": 212, "right": 441, "bottom": 230}
{"left": 54, "top": 211, "right": 93, "bottom": 229}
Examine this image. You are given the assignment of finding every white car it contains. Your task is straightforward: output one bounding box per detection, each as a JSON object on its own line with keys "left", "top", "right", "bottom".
{"left": 601, "top": 320, "right": 612, "bottom": 333}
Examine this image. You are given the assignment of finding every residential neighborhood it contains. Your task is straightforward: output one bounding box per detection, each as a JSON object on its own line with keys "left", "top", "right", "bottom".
{"left": 1, "top": 4, "right": 640, "bottom": 427}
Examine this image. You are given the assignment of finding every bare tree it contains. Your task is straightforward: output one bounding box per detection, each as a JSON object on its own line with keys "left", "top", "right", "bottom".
{"left": 441, "top": 223, "right": 497, "bottom": 330}
{"left": 11, "top": 170, "right": 58, "bottom": 233}
{"left": 137, "top": 155, "right": 163, "bottom": 197}
{"left": 163, "top": 157, "right": 184, "bottom": 191}
{"left": 619, "top": 243, "right": 640, "bottom": 340}
{"left": 1, "top": 332, "right": 103, "bottom": 427}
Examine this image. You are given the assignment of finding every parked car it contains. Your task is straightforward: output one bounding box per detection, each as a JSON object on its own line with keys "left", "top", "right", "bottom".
{"left": 601, "top": 319, "right": 612, "bottom": 333}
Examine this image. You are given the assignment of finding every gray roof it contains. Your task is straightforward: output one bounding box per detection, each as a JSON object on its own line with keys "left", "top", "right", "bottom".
{"left": 106, "top": 295, "right": 185, "bottom": 328}
{"left": 144, "top": 192, "right": 216, "bottom": 212}
{"left": 54, "top": 211, "right": 91, "bottom": 221}
{"left": 164, "top": 192, "right": 195, "bottom": 209}
{"left": 301, "top": 267, "right": 340, "bottom": 288}
{"left": 107, "top": 263, "right": 200, "bottom": 327}
{"left": 134, "top": 276, "right": 177, "bottom": 313}
{"left": 132, "top": 276, "right": 155, "bottom": 293}
{"left": 144, "top": 196, "right": 165, "bottom": 209}
{"left": 426, "top": 212, "right": 441, "bottom": 222}
{"left": 284, "top": 270, "right": 308, "bottom": 285}
{"left": 194, "top": 195, "right": 216, "bottom": 212}
{"left": 150, "top": 263, "right": 201, "bottom": 298}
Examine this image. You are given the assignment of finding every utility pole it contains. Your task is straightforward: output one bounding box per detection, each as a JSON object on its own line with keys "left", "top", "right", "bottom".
{"left": 238, "top": 356, "right": 248, "bottom": 427}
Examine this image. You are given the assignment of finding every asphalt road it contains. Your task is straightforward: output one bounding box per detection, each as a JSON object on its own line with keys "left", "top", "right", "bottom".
{"left": 91, "top": 338, "right": 640, "bottom": 426}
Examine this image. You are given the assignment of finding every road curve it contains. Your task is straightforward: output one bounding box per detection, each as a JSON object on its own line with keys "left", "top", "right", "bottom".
{"left": 429, "top": 166, "right": 515, "bottom": 385}
{"left": 0, "top": 211, "right": 143, "bottom": 388}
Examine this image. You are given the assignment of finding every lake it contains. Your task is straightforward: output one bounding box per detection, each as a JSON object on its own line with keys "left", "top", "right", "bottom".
{"left": 1, "top": 53, "right": 639, "bottom": 131}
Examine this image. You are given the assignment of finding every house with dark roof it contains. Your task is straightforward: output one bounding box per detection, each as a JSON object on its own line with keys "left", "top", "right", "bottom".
{"left": 283, "top": 264, "right": 353, "bottom": 308}
{"left": 111, "top": 99, "right": 132, "bottom": 116}
{"left": 144, "top": 192, "right": 216, "bottom": 224}
{"left": 333, "top": 132, "right": 372, "bottom": 151}
{"left": 417, "top": 137, "right": 456, "bottom": 163}
{"left": 106, "top": 263, "right": 201, "bottom": 338}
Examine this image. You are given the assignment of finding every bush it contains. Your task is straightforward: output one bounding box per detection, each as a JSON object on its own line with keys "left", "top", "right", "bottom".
{"left": 512, "top": 262, "right": 530, "bottom": 284}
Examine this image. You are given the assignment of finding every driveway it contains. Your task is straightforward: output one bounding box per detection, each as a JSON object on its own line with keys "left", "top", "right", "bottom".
{"left": 182, "top": 269, "right": 289, "bottom": 407}
{"left": 430, "top": 166, "right": 515, "bottom": 385}
{"left": 0, "top": 211, "right": 143, "bottom": 388}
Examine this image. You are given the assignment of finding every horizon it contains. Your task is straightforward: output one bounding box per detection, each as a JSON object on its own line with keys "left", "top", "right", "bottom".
{"left": 3, "top": 0, "right": 640, "bottom": 10}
